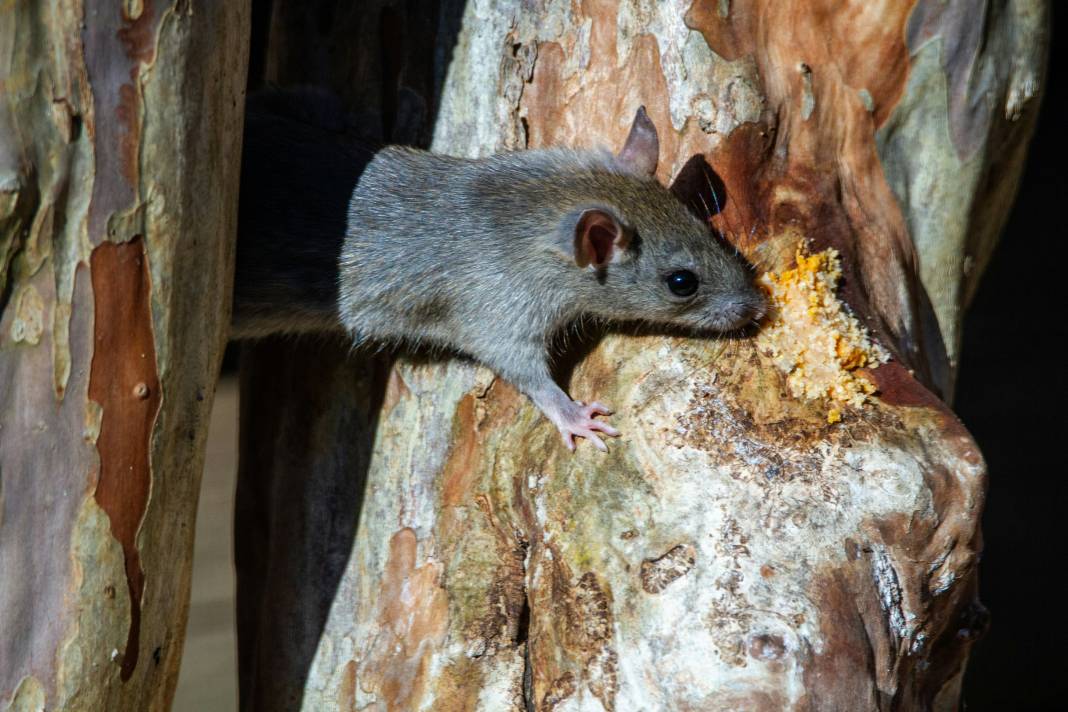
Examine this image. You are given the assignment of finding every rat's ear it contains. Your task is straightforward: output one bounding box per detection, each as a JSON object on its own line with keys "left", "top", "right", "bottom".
{"left": 617, "top": 106, "right": 659, "bottom": 177}
{"left": 574, "top": 208, "right": 629, "bottom": 269}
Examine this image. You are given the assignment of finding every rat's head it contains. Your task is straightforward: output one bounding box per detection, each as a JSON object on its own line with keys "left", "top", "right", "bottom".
{"left": 560, "top": 107, "right": 766, "bottom": 333}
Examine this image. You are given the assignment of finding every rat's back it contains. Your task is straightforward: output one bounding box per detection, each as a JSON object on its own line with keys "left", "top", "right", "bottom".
{"left": 337, "top": 145, "right": 602, "bottom": 349}
{"left": 339, "top": 147, "right": 489, "bottom": 348}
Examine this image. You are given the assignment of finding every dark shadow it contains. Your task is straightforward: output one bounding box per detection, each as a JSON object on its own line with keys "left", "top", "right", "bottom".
{"left": 233, "top": 88, "right": 383, "bottom": 707}
{"left": 246, "top": 0, "right": 274, "bottom": 94}
{"left": 958, "top": 9, "right": 1066, "bottom": 709}
{"left": 233, "top": 88, "right": 376, "bottom": 337}
{"left": 234, "top": 337, "right": 392, "bottom": 711}
{"left": 232, "top": 2, "right": 467, "bottom": 709}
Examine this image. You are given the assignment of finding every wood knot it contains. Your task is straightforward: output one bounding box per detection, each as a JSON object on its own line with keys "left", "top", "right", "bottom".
{"left": 748, "top": 633, "right": 786, "bottom": 661}
{"left": 640, "top": 543, "right": 696, "bottom": 593}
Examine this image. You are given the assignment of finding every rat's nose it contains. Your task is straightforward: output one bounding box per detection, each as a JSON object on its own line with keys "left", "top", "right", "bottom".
{"left": 713, "top": 291, "right": 767, "bottom": 330}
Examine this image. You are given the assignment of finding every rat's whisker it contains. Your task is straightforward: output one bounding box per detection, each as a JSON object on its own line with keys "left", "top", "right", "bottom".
{"left": 697, "top": 192, "right": 713, "bottom": 223}
{"left": 705, "top": 170, "right": 723, "bottom": 217}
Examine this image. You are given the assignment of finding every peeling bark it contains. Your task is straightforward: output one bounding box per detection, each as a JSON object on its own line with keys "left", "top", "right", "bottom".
{"left": 0, "top": 2, "right": 248, "bottom": 709}
{"left": 237, "top": 1, "right": 1045, "bottom": 710}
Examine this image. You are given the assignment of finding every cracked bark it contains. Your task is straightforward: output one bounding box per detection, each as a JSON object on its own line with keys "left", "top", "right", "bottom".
{"left": 236, "top": 1, "right": 1046, "bottom": 710}
{"left": 1, "top": 2, "right": 248, "bottom": 709}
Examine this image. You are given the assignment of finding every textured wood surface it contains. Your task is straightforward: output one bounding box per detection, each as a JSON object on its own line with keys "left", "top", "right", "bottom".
{"left": 236, "top": 1, "right": 1046, "bottom": 710}
{"left": 0, "top": 2, "right": 248, "bottom": 709}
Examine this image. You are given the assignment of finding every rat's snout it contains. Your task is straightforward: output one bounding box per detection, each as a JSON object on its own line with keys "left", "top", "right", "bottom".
{"left": 708, "top": 288, "right": 767, "bottom": 331}
{"left": 744, "top": 289, "right": 767, "bottom": 322}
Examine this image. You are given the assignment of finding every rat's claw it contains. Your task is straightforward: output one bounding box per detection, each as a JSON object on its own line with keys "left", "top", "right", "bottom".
{"left": 585, "top": 402, "right": 614, "bottom": 416}
{"left": 560, "top": 426, "right": 607, "bottom": 451}
{"left": 562, "top": 431, "right": 577, "bottom": 452}
{"left": 587, "top": 420, "right": 620, "bottom": 437}
{"left": 579, "top": 429, "right": 607, "bottom": 452}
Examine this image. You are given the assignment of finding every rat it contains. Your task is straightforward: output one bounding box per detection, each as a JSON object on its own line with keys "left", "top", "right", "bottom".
{"left": 234, "top": 91, "right": 766, "bottom": 451}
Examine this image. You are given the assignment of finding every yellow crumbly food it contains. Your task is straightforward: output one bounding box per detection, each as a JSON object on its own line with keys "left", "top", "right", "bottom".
{"left": 757, "top": 242, "right": 888, "bottom": 421}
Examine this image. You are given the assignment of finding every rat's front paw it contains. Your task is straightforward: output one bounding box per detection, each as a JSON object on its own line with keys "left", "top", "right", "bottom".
{"left": 554, "top": 401, "right": 620, "bottom": 452}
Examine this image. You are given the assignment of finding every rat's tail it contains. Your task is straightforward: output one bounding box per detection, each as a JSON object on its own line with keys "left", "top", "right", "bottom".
{"left": 232, "top": 88, "right": 374, "bottom": 339}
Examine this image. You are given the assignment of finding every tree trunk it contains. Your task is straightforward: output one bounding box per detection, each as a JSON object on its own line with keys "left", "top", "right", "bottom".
{"left": 1, "top": 3, "right": 248, "bottom": 710}
{"left": 236, "top": 1, "right": 1046, "bottom": 710}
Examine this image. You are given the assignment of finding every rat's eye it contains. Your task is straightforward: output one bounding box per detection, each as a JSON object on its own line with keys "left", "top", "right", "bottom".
{"left": 665, "top": 269, "right": 699, "bottom": 297}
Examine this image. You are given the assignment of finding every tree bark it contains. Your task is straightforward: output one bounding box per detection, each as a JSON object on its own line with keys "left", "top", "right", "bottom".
{"left": 237, "top": 1, "right": 1046, "bottom": 710}
{"left": 1, "top": 2, "right": 248, "bottom": 710}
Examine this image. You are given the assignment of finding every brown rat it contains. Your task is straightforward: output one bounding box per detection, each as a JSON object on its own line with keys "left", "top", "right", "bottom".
{"left": 234, "top": 97, "right": 765, "bottom": 450}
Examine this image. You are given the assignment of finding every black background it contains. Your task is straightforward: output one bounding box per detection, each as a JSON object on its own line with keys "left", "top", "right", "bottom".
{"left": 958, "top": 10, "right": 1065, "bottom": 710}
